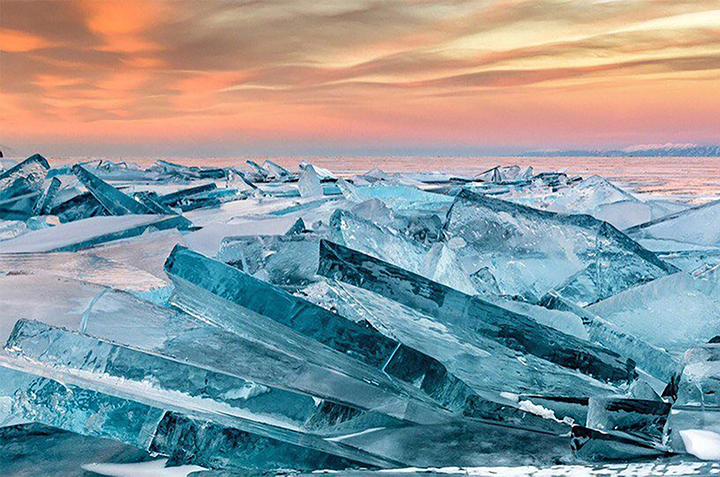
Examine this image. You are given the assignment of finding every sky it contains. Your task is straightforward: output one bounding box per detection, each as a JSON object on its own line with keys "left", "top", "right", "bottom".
{"left": 1, "top": 0, "right": 719, "bottom": 158}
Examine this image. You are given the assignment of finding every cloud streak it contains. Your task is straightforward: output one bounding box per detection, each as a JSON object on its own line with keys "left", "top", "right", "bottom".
{"left": 1, "top": 0, "right": 719, "bottom": 156}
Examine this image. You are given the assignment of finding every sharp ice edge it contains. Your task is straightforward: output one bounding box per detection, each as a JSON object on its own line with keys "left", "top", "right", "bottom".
{"left": 0, "top": 154, "right": 718, "bottom": 473}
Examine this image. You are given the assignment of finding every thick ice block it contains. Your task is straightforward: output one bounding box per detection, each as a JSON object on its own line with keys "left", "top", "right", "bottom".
{"left": 217, "top": 234, "right": 320, "bottom": 286}
{"left": 299, "top": 280, "right": 614, "bottom": 429}
{"left": 157, "top": 183, "right": 218, "bottom": 207}
{"left": 82, "top": 288, "right": 450, "bottom": 425}
{"left": 328, "top": 209, "right": 477, "bottom": 294}
{"left": 72, "top": 164, "right": 152, "bottom": 216}
{"left": 0, "top": 154, "right": 50, "bottom": 202}
{"left": 6, "top": 319, "right": 402, "bottom": 440}
{"left": 318, "top": 240, "right": 635, "bottom": 385}
{"left": 32, "top": 177, "right": 61, "bottom": 216}
{"left": 298, "top": 164, "right": 323, "bottom": 198}
{"left": 443, "top": 190, "right": 677, "bottom": 304}
{"left": 586, "top": 397, "right": 670, "bottom": 443}
{"left": 165, "top": 245, "right": 481, "bottom": 414}
{"left": 588, "top": 272, "right": 720, "bottom": 357}
{"left": 51, "top": 191, "right": 109, "bottom": 223}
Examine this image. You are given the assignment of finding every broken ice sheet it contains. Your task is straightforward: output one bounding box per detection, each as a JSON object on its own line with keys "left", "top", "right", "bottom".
{"left": 298, "top": 279, "right": 614, "bottom": 428}
{"left": 0, "top": 363, "right": 368, "bottom": 471}
{"left": 318, "top": 239, "right": 635, "bottom": 386}
{"left": 587, "top": 271, "right": 720, "bottom": 357}
{"left": 165, "top": 245, "right": 487, "bottom": 416}
{"left": 444, "top": 189, "right": 677, "bottom": 305}
{"left": 338, "top": 179, "right": 454, "bottom": 213}
{"left": 0, "top": 154, "right": 51, "bottom": 220}
{"left": 627, "top": 199, "right": 720, "bottom": 249}
{"left": 0, "top": 214, "right": 188, "bottom": 253}
{"left": 4, "top": 319, "right": 402, "bottom": 467}
{"left": 81, "top": 287, "right": 451, "bottom": 425}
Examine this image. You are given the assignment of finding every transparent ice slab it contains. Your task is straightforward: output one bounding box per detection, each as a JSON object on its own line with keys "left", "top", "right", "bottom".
{"left": 328, "top": 209, "right": 477, "bottom": 295}
{"left": 571, "top": 426, "right": 670, "bottom": 461}
{"left": 0, "top": 214, "right": 188, "bottom": 253}
{"left": 51, "top": 191, "right": 109, "bottom": 223}
{"left": 164, "top": 245, "right": 482, "bottom": 415}
{"left": 82, "top": 287, "right": 450, "bottom": 425}
{"left": 5, "top": 318, "right": 402, "bottom": 441}
{"left": 298, "top": 164, "right": 323, "bottom": 198}
{"left": 0, "top": 154, "right": 50, "bottom": 203}
{"left": 32, "top": 177, "right": 61, "bottom": 216}
{"left": 72, "top": 164, "right": 153, "bottom": 216}
{"left": 318, "top": 239, "right": 636, "bottom": 386}
{"left": 588, "top": 272, "right": 720, "bottom": 357}
{"left": 0, "top": 363, "right": 369, "bottom": 471}
{"left": 443, "top": 190, "right": 677, "bottom": 304}
{"left": 298, "top": 280, "right": 614, "bottom": 429}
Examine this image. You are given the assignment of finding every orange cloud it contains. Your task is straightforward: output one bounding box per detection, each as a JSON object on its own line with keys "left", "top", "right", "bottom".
{"left": 0, "top": 30, "right": 48, "bottom": 52}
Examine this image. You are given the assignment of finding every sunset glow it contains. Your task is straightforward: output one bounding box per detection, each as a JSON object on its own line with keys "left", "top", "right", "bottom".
{"left": 1, "top": 0, "right": 719, "bottom": 157}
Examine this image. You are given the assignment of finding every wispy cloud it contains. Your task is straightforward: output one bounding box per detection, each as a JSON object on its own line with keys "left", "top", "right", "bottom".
{"left": 1, "top": 0, "right": 719, "bottom": 156}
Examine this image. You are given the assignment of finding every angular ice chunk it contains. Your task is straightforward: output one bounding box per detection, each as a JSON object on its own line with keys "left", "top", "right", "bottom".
{"left": 329, "top": 209, "right": 476, "bottom": 294}
{"left": 6, "top": 319, "right": 401, "bottom": 440}
{"left": 627, "top": 199, "right": 720, "bottom": 248}
{"left": 32, "top": 177, "right": 61, "bottom": 216}
{"left": 217, "top": 234, "right": 320, "bottom": 285}
{"left": 444, "top": 189, "right": 677, "bottom": 304}
{"left": 164, "top": 245, "right": 478, "bottom": 413}
{"left": 588, "top": 272, "right": 720, "bottom": 357}
{"left": 83, "top": 288, "right": 449, "bottom": 425}
{"left": 72, "top": 164, "right": 152, "bottom": 216}
{"left": 298, "top": 164, "right": 323, "bottom": 198}
{"left": 51, "top": 191, "right": 109, "bottom": 223}
{"left": 318, "top": 240, "right": 635, "bottom": 385}
{"left": 0, "top": 154, "right": 50, "bottom": 202}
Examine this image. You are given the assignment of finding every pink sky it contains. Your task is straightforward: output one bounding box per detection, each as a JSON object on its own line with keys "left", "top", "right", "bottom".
{"left": 1, "top": 0, "right": 719, "bottom": 157}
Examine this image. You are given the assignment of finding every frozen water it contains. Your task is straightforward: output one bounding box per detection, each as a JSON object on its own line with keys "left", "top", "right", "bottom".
{"left": 1, "top": 155, "right": 718, "bottom": 473}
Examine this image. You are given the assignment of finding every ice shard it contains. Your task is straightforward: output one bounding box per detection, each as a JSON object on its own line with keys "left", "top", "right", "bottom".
{"left": 318, "top": 239, "right": 635, "bottom": 385}
{"left": 51, "top": 191, "right": 109, "bottom": 223}
{"left": 0, "top": 214, "right": 189, "bottom": 253}
{"left": 0, "top": 154, "right": 51, "bottom": 219}
{"left": 0, "top": 154, "right": 50, "bottom": 202}
{"left": 328, "top": 209, "right": 476, "bottom": 294}
{"left": 5, "top": 319, "right": 402, "bottom": 442}
{"left": 157, "top": 183, "right": 218, "bottom": 207}
{"left": 81, "top": 287, "right": 451, "bottom": 425}
{"left": 32, "top": 177, "right": 61, "bottom": 216}
{"left": 217, "top": 234, "right": 320, "bottom": 285}
{"left": 0, "top": 364, "right": 367, "bottom": 471}
{"left": 587, "top": 272, "right": 720, "bottom": 357}
{"left": 164, "top": 245, "right": 487, "bottom": 415}
{"left": 72, "top": 164, "right": 153, "bottom": 215}
{"left": 443, "top": 189, "right": 677, "bottom": 304}
{"left": 298, "top": 280, "right": 615, "bottom": 428}
{"left": 298, "top": 164, "right": 324, "bottom": 198}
